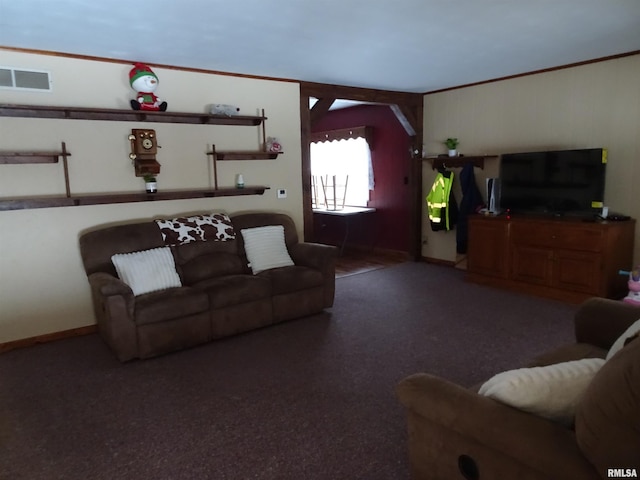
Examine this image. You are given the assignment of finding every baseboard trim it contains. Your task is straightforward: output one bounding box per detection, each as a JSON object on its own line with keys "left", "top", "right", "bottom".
{"left": 0, "top": 325, "right": 97, "bottom": 354}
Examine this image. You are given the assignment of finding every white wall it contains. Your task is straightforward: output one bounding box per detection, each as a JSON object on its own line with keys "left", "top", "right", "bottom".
{"left": 0, "top": 50, "right": 303, "bottom": 342}
{"left": 422, "top": 54, "right": 640, "bottom": 265}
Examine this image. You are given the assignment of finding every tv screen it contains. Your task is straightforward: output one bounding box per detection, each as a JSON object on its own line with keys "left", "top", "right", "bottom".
{"left": 499, "top": 148, "right": 607, "bottom": 216}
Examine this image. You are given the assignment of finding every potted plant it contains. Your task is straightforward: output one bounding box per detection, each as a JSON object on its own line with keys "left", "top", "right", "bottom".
{"left": 445, "top": 138, "right": 459, "bottom": 157}
{"left": 143, "top": 174, "right": 157, "bottom": 193}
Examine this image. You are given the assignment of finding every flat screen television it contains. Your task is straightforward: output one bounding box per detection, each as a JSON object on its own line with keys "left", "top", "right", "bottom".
{"left": 499, "top": 148, "right": 607, "bottom": 217}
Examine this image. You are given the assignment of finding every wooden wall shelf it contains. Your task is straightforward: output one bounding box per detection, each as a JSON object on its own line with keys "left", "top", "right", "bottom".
{"left": 0, "top": 106, "right": 274, "bottom": 210}
{"left": 0, "top": 151, "right": 65, "bottom": 164}
{"left": 426, "top": 155, "right": 498, "bottom": 170}
{"left": 0, "top": 187, "right": 269, "bottom": 211}
{"left": 0, "top": 104, "right": 267, "bottom": 126}
{"left": 207, "top": 142, "right": 281, "bottom": 189}
{"left": 208, "top": 151, "right": 282, "bottom": 161}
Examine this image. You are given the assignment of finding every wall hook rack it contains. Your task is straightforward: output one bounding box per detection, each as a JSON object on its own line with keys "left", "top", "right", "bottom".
{"left": 426, "top": 155, "right": 496, "bottom": 170}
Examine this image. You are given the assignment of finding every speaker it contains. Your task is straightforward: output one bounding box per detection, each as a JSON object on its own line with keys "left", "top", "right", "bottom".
{"left": 486, "top": 178, "right": 501, "bottom": 214}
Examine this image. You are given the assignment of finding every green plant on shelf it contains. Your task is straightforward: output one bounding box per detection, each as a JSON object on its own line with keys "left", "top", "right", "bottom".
{"left": 444, "top": 138, "right": 459, "bottom": 150}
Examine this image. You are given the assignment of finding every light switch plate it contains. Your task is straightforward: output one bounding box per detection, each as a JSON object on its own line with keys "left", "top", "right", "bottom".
{"left": 277, "top": 188, "right": 287, "bottom": 199}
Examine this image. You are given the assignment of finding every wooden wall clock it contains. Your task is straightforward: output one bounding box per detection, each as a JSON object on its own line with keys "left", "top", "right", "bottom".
{"left": 128, "top": 128, "right": 161, "bottom": 176}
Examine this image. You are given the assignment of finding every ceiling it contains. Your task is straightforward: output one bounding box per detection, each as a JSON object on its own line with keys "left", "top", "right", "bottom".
{"left": 1, "top": 1, "right": 640, "bottom": 94}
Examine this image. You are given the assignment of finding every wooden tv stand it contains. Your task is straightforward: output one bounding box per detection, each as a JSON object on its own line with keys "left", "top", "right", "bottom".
{"left": 466, "top": 214, "right": 635, "bottom": 303}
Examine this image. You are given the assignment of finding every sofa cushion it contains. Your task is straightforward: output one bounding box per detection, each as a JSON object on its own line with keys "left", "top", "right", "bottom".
{"left": 605, "top": 318, "right": 640, "bottom": 360}
{"left": 575, "top": 335, "right": 640, "bottom": 473}
{"left": 478, "top": 358, "right": 605, "bottom": 425}
{"left": 194, "top": 274, "right": 271, "bottom": 309}
{"left": 260, "top": 265, "right": 324, "bottom": 295}
{"left": 80, "top": 221, "right": 164, "bottom": 276}
{"left": 232, "top": 212, "right": 299, "bottom": 249}
{"left": 111, "top": 247, "right": 182, "bottom": 296}
{"left": 179, "top": 252, "right": 245, "bottom": 285}
{"left": 240, "top": 225, "right": 294, "bottom": 274}
{"left": 156, "top": 213, "right": 235, "bottom": 245}
{"left": 134, "top": 287, "right": 209, "bottom": 325}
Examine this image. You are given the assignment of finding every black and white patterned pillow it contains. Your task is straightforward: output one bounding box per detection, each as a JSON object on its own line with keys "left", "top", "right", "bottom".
{"left": 155, "top": 213, "right": 235, "bottom": 245}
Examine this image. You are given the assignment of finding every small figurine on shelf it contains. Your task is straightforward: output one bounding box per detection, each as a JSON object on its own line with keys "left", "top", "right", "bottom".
{"left": 210, "top": 104, "right": 240, "bottom": 116}
{"left": 129, "top": 63, "right": 168, "bottom": 111}
{"left": 623, "top": 267, "right": 640, "bottom": 306}
{"left": 266, "top": 137, "right": 282, "bottom": 153}
{"left": 143, "top": 174, "right": 158, "bottom": 193}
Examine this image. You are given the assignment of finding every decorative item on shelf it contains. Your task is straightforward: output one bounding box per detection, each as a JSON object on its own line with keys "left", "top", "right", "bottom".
{"left": 209, "top": 104, "right": 240, "bottom": 116}
{"left": 129, "top": 63, "right": 167, "bottom": 111}
{"left": 143, "top": 174, "right": 157, "bottom": 193}
{"left": 445, "top": 137, "right": 459, "bottom": 157}
{"left": 236, "top": 174, "right": 245, "bottom": 189}
{"left": 266, "top": 137, "right": 282, "bottom": 153}
{"left": 619, "top": 267, "right": 640, "bottom": 306}
{"left": 128, "top": 128, "right": 161, "bottom": 176}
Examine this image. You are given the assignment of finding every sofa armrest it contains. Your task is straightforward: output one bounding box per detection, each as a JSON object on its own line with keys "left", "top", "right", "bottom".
{"left": 289, "top": 242, "right": 338, "bottom": 270}
{"left": 88, "top": 272, "right": 133, "bottom": 297}
{"left": 396, "top": 373, "right": 597, "bottom": 477}
{"left": 87, "top": 272, "right": 135, "bottom": 318}
{"left": 86, "top": 272, "right": 138, "bottom": 361}
{"left": 290, "top": 242, "right": 338, "bottom": 308}
{"left": 574, "top": 297, "right": 640, "bottom": 350}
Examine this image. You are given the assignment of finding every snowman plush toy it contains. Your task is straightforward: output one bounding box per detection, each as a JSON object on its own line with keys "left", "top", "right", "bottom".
{"left": 129, "top": 63, "right": 167, "bottom": 111}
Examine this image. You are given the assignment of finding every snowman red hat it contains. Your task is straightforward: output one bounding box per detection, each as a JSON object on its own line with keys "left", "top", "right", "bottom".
{"left": 129, "top": 63, "right": 158, "bottom": 85}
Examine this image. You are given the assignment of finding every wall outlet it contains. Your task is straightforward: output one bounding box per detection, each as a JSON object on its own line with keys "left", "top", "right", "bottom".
{"left": 277, "top": 188, "right": 287, "bottom": 199}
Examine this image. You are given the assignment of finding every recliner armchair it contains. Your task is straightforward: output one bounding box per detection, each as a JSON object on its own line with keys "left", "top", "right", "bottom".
{"left": 396, "top": 297, "right": 640, "bottom": 480}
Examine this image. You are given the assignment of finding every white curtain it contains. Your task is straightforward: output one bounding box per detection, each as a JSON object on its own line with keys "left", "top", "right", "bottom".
{"left": 310, "top": 137, "right": 374, "bottom": 207}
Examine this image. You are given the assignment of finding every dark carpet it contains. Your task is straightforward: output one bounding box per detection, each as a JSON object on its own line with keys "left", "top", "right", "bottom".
{"left": 0, "top": 262, "right": 578, "bottom": 480}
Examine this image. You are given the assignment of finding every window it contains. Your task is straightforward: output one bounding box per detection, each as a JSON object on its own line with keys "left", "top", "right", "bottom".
{"left": 310, "top": 129, "right": 374, "bottom": 208}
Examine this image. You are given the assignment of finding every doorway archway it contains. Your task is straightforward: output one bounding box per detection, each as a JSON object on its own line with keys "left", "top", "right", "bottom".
{"left": 299, "top": 82, "right": 423, "bottom": 259}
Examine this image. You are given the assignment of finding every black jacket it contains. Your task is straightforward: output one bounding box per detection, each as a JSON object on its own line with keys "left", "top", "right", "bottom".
{"left": 456, "top": 162, "right": 485, "bottom": 253}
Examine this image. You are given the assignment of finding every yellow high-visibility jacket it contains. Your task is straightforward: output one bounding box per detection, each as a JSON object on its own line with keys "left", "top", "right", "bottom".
{"left": 426, "top": 171, "right": 457, "bottom": 231}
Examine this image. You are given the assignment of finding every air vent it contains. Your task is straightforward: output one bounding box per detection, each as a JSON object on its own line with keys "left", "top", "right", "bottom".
{"left": 0, "top": 67, "right": 52, "bottom": 91}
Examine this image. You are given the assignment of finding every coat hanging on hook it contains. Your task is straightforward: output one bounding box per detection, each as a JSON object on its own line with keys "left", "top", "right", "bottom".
{"left": 457, "top": 162, "right": 485, "bottom": 253}
{"left": 426, "top": 169, "right": 458, "bottom": 231}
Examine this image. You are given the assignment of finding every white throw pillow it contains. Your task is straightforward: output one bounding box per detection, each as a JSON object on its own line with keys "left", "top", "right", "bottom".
{"left": 111, "top": 247, "right": 182, "bottom": 296}
{"left": 241, "top": 225, "right": 294, "bottom": 274}
{"left": 478, "top": 357, "right": 605, "bottom": 425}
{"left": 605, "top": 318, "right": 640, "bottom": 360}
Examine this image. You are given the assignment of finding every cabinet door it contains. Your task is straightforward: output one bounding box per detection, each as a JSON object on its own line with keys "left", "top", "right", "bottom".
{"left": 552, "top": 249, "right": 601, "bottom": 293}
{"left": 468, "top": 219, "right": 509, "bottom": 278}
{"left": 511, "top": 245, "right": 552, "bottom": 285}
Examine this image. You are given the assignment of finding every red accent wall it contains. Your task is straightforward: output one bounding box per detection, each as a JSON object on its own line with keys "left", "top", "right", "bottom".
{"left": 311, "top": 104, "right": 411, "bottom": 252}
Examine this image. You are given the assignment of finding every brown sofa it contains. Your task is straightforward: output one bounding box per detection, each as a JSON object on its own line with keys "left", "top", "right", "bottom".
{"left": 79, "top": 212, "right": 337, "bottom": 362}
{"left": 397, "top": 297, "right": 640, "bottom": 480}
